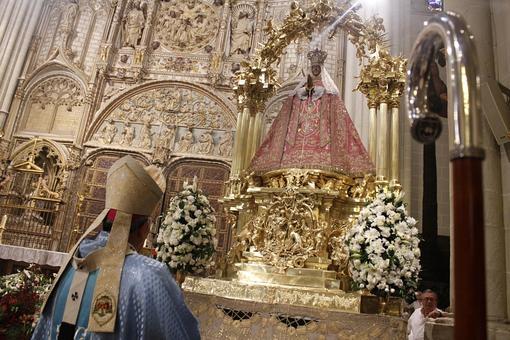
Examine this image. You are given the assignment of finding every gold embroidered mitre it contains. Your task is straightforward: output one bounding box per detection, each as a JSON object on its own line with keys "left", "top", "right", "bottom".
{"left": 87, "top": 156, "right": 165, "bottom": 333}
{"left": 105, "top": 157, "right": 165, "bottom": 216}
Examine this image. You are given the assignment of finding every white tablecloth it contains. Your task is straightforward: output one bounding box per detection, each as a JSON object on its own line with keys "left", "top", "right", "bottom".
{"left": 0, "top": 244, "right": 67, "bottom": 267}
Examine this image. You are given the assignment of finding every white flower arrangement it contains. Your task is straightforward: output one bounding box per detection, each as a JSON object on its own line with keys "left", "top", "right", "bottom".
{"left": 156, "top": 177, "right": 217, "bottom": 275}
{"left": 345, "top": 188, "right": 421, "bottom": 298}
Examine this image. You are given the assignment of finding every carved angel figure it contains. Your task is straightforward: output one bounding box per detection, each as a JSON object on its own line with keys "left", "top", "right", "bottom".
{"left": 61, "top": 0, "right": 79, "bottom": 30}
{"left": 230, "top": 11, "right": 254, "bottom": 55}
{"left": 59, "top": 0, "right": 78, "bottom": 56}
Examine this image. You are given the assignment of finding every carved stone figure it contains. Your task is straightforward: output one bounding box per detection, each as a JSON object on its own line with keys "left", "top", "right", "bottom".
{"left": 217, "top": 131, "right": 233, "bottom": 157}
{"left": 176, "top": 128, "right": 194, "bottom": 153}
{"left": 153, "top": 125, "right": 176, "bottom": 163}
{"left": 58, "top": 0, "right": 79, "bottom": 57}
{"left": 230, "top": 11, "right": 254, "bottom": 55}
{"left": 61, "top": 0, "right": 79, "bottom": 30}
{"left": 175, "top": 1, "right": 198, "bottom": 46}
{"left": 194, "top": 101, "right": 207, "bottom": 126}
{"left": 121, "top": 122, "right": 136, "bottom": 146}
{"left": 194, "top": 130, "right": 214, "bottom": 154}
{"left": 123, "top": 0, "right": 145, "bottom": 47}
{"left": 139, "top": 122, "right": 153, "bottom": 149}
{"left": 99, "top": 119, "right": 118, "bottom": 144}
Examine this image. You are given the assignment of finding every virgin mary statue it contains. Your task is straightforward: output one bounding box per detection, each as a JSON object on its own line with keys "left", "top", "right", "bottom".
{"left": 250, "top": 49, "right": 374, "bottom": 177}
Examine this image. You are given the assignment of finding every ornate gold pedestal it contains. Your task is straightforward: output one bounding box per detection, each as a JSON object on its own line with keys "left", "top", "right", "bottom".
{"left": 224, "top": 169, "right": 375, "bottom": 290}
{"left": 183, "top": 277, "right": 407, "bottom": 339}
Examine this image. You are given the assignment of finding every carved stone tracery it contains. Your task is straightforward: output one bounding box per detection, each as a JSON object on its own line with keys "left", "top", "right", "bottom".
{"left": 21, "top": 76, "right": 84, "bottom": 136}
{"left": 30, "top": 77, "right": 83, "bottom": 111}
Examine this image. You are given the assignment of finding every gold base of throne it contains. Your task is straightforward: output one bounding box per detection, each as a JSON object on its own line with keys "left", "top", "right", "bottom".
{"left": 235, "top": 251, "right": 352, "bottom": 291}
{"left": 223, "top": 168, "right": 375, "bottom": 293}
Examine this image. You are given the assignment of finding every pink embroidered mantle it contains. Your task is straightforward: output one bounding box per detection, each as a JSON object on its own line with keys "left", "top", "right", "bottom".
{"left": 250, "top": 88, "right": 374, "bottom": 177}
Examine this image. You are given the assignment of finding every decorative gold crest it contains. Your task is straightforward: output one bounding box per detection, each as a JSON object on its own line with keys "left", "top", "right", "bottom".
{"left": 92, "top": 292, "right": 116, "bottom": 326}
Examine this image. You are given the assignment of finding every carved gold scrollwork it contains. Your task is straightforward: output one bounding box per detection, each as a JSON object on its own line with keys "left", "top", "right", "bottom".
{"left": 239, "top": 188, "right": 324, "bottom": 271}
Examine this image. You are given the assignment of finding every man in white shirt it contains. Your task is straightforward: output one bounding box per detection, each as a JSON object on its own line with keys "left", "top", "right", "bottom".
{"left": 407, "top": 289, "right": 443, "bottom": 340}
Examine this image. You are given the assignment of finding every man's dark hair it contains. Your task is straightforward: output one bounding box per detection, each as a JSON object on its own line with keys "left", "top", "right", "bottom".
{"left": 422, "top": 289, "right": 438, "bottom": 299}
{"left": 102, "top": 215, "right": 149, "bottom": 234}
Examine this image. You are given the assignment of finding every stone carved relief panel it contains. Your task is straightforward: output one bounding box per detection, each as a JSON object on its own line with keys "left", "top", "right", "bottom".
{"left": 21, "top": 77, "right": 84, "bottom": 137}
{"left": 148, "top": 56, "right": 209, "bottom": 74}
{"left": 90, "top": 86, "right": 235, "bottom": 163}
{"left": 154, "top": 0, "right": 220, "bottom": 52}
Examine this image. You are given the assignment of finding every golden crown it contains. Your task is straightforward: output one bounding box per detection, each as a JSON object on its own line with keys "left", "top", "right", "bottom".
{"left": 307, "top": 49, "right": 328, "bottom": 65}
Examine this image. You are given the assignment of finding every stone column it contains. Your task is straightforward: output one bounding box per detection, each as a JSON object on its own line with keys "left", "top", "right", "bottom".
{"left": 490, "top": 0, "right": 510, "bottom": 320}
{"left": 0, "top": 0, "right": 43, "bottom": 130}
{"left": 445, "top": 0, "right": 507, "bottom": 322}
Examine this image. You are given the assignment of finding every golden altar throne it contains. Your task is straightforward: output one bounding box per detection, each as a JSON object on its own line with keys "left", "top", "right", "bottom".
{"left": 182, "top": 1, "right": 408, "bottom": 338}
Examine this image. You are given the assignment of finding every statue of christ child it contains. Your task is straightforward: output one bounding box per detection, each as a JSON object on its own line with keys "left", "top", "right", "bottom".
{"left": 250, "top": 49, "right": 374, "bottom": 177}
